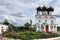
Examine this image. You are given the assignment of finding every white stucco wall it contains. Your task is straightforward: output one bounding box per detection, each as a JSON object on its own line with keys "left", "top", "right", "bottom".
{"left": 36, "top": 15, "right": 56, "bottom": 24}
{"left": 0, "top": 24, "right": 8, "bottom": 34}
{"left": 35, "top": 11, "right": 57, "bottom": 32}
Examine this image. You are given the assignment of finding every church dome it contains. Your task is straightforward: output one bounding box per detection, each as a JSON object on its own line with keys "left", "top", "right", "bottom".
{"left": 42, "top": 6, "right": 48, "bottom": 11}
{"left": 37, "top": 6, "right": 42, "bottom": 11}
{"left": 48, "top": 7, "right": 54, "bottom": 11}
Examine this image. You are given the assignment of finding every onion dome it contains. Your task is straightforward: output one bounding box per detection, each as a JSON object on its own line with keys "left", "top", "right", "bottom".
{"left": 42, "top": 6, "right": 48, "bottom": 11}
{"left": 48, "top": 7, "right": 54, "bottom": 11}
{"left": 37, "top": 6, "right": 42, "bottom": 11}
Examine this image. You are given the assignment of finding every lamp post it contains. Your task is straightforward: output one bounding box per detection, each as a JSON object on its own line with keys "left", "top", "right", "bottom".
{"left": 30, "top": 20, "right": 33, "bottom": 37}
{"left": 30, "top": 20, "right": 32, "bottom": 31}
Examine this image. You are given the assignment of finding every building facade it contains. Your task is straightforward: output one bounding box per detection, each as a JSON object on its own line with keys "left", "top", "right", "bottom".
{"left": 0, "top": 24, "right": 8, "bottom": 34}
{"left": 35, "top": 6, "right": 57, "bottom": 33}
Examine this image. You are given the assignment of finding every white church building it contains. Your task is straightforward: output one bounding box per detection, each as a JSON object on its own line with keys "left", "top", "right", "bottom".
{"left": 35, "top": 6, "right": 57, "bottom": 33}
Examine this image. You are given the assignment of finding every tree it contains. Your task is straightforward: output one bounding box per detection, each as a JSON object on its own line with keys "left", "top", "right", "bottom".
{"left": 3, "top": 19, "right": 9, "bottom": 25}
{"left": 3, "top": 19, "right": 16, "bottom": 32}
{"left": 24, "top": 22, "right": 31, "bottom": 30}
{"left": 8, "top": 24, "right": 16, "bottom": 32}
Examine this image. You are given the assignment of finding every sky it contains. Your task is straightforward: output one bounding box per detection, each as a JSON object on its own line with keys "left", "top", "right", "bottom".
{"left": 0, "top": 0, "right": 60, "bottom": 26}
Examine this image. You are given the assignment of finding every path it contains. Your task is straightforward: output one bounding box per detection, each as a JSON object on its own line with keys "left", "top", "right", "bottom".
{"left": 34, "top": 37, "right": 60, "bottom": 40}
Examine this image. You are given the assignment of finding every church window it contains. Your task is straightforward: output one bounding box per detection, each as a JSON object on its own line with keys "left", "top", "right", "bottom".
{"left": 37, "top": 12, "right": 38, "bottom": 15}
{"left": 41, "top": 24, "right": 44, "bottom": 32}
{"left": 48, "top": 12, "right": 49, "bottom": 15}
{"left": 51, "top": 20, "right": 53, "bottom": 23}
{"left": 45, "top": 20, "right": 47, "bottom": 23}
{"left": 41, "top": 24, "right": 44, "bottom": 28}
{"left": 39, "top": 20, "right": 41, "bottom": 22}
{"left": 42, "top": 11, "right": 47, "bottom": 15}
{"left": 54, "top": 26, "right": 56, "bottom": 28}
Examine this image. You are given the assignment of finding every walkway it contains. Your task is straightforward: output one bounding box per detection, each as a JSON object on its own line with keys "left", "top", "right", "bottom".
{"left": 0, "top": 37, "right": 60, "bottom": 40}
{"left": 34, "top": 37, "right": 60, "bottom": 40}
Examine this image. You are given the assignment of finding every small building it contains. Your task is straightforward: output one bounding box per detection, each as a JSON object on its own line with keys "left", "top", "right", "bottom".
{"left": 35, "top": 5, "right": 57, "bottom": 33}
{"left": 0, "top": 24, "right": 8, "bottom": 34}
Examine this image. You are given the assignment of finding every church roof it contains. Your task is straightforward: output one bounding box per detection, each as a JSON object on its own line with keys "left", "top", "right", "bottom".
{"left": 36, "top": 6, "right": 54, "bottom": 11}
{"left": 42, "top": 6, "right": 48, "bottom": 11}
{"left": 37, "top": 6, "right": 42, "bottom": 11}
{"left": 48, "top": 7, "right": 54, "bottom": 11}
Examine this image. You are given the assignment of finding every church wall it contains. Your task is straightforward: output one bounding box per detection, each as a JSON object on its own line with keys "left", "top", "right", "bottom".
{"left": 36, "top": 15, "right": 56, "bottom": 24}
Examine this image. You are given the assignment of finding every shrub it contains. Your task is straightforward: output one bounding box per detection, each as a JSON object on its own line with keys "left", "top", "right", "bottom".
{"left": 3, "top": 32, "right": 60, "bottom": 40}
{"left": 3, "top": 31, "right": 17, "bottom": 39}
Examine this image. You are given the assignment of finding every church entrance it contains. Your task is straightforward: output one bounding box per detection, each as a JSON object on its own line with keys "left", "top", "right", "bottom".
{"left": 46, "top": 25, "right": 49, "bottom": 32}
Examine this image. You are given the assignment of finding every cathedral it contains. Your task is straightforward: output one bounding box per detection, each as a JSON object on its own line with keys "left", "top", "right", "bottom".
{"left": 35, "top": 5, "right": 57, "bottom": 33}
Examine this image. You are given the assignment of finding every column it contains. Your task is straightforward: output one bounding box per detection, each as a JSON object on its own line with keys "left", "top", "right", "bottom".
{"left": 53, "top": 25, "right": 54, "bottom": 32}
{"left": 44, "top": 25, "right": 46, "bottom": 32}
{"left": 36, "top": 25, "right": 38, "bottom": 32}
{"left": 49, "top": 25, "right": 51, "bottom": 32}
{"left": 40, "top": 25, "right": 41, "bottom": 32}
{"left": 56, "top": 25, "right": 57, "bottom": 32}
{"left": 55, "top": 25, "right": 57, "bottom": 32}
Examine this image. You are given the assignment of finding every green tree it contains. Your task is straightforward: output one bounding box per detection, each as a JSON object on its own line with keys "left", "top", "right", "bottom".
{"left": 8, "top": 24, "right": 16, "bottom": 32}
{"left": 3, "top": 19, "right": 9, "bottom": 25}
{"left": 24, "top": 22, "right": 31, "bottom": 30}
{"left": 3, "top": 19, "right": 17, "bottom": 32}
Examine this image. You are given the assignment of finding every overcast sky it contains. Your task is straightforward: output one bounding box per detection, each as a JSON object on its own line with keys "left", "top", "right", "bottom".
{"left": 0, "top": 0, "right": 60, "bottom": 26}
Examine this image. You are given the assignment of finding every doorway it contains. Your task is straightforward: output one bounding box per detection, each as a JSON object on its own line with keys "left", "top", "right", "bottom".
{"left": 46, "top": 25, "right": 49, "bottom": 32}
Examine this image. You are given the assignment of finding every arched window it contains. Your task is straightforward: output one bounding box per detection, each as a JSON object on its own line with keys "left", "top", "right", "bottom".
{"left": 45, "top": 20, "right": 47, "bottom": 23}
{"left": 54, "top": 26, "right": 56, "bottom": 28}
{"left": 41, "top": 24, "right": 44, "bottom": 28}
{"left": 42, "top": 11, "right": 48, "bottom": 15}
{"left": 41, "top": 24, "right": 44, "bottom": 32}
{"left": 39, "top": 20, "right": 41, "bottom": 22}
{"left": 51, "top": 20, "right": 53, "bottom": 24}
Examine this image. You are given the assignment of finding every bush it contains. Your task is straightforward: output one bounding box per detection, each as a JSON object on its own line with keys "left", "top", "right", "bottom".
{"left": 3, "top": 32, "right": 60, "bottom": 40}
{"left": 3, "top": 30, "right": 10, "bottom": 36}
{"left": 3, "top": 31, "right": 17, "bottom": 39}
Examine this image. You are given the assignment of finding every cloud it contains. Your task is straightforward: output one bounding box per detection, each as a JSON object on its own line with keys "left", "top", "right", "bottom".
{"left": 0, "top": 0, "right": 60, "bottom": 26}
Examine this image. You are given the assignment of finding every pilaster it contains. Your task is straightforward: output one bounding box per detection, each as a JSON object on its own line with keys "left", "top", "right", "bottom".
{"left": 40, "top": 24, "right": 41, "bottom": 31}
{"left": 49, "top": 25, "right": 51, "bottom": 32}
{"left": 44, "top": 25, "right": 46, "bottom": 32}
